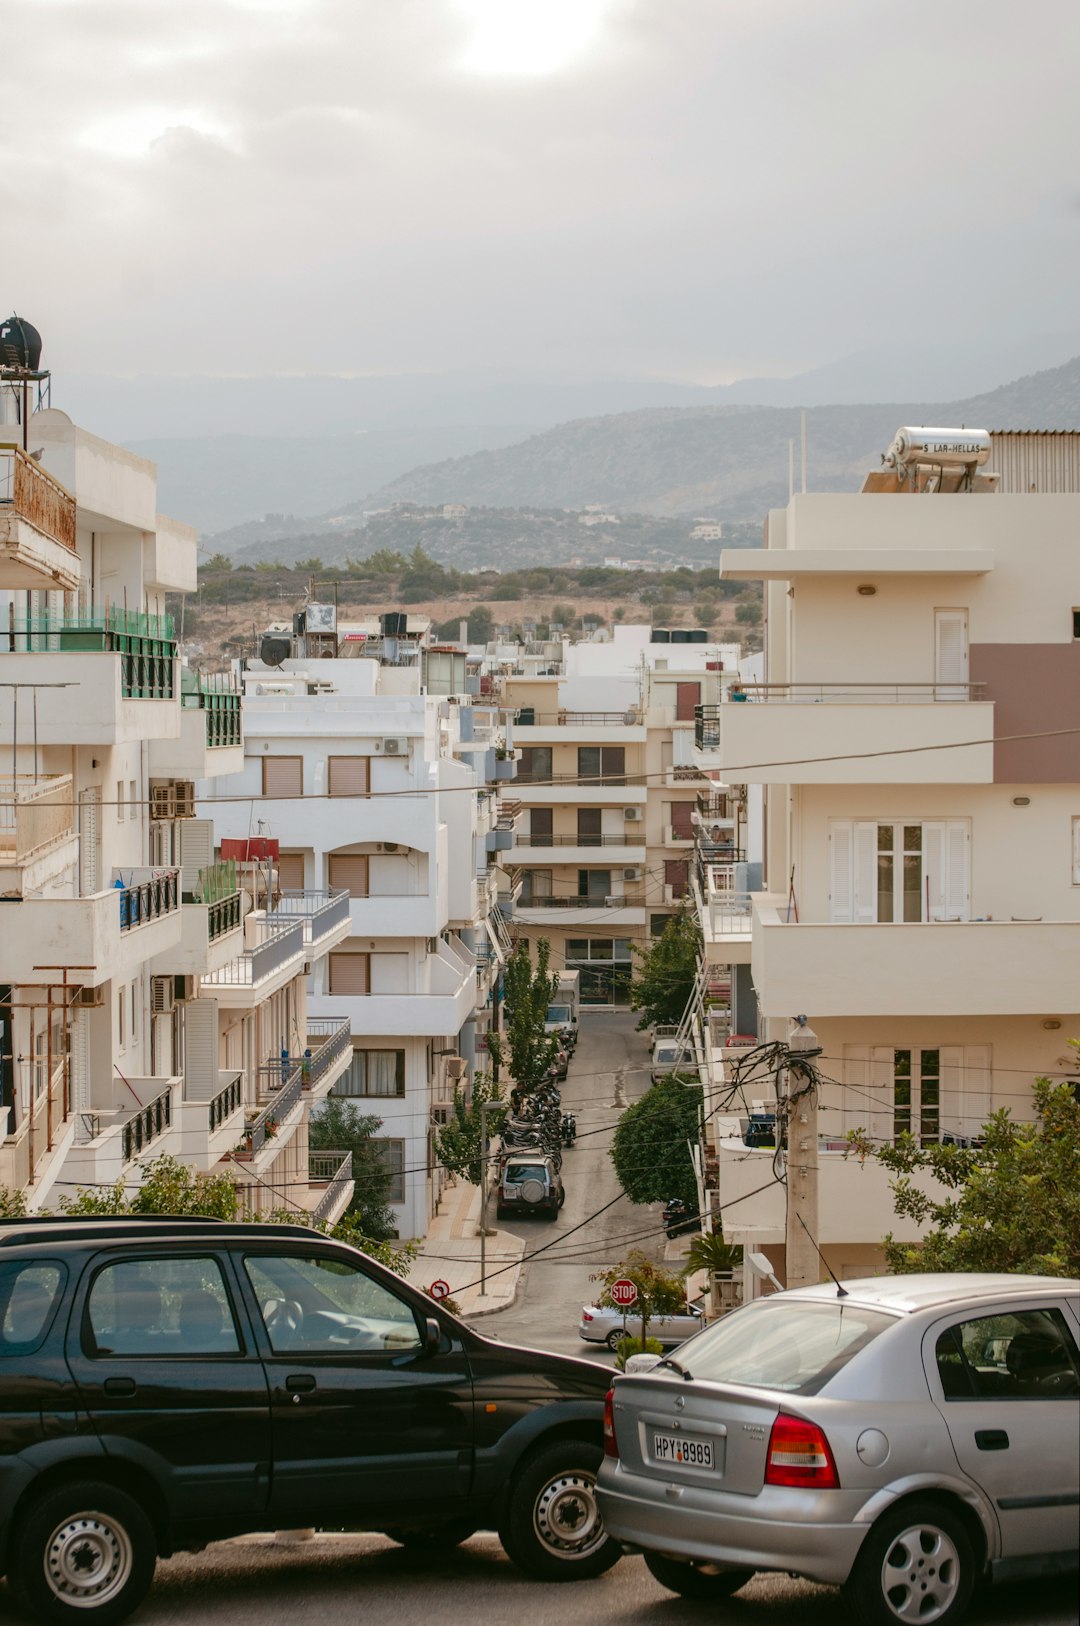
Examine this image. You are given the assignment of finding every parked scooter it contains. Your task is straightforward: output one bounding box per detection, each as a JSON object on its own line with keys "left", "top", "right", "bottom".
{"left": 662, "top": 1197, "right": 697, "bottom": 1237}
{"left": 561, "top": 1112, "right": 577, "bottom": 1147}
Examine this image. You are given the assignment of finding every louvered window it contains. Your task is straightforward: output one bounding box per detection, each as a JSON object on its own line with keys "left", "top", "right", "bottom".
{"left": 262, "top": 756, "right": 302, "bottom": 798}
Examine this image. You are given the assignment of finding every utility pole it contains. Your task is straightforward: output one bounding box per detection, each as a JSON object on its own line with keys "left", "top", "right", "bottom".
{"left": 478, "top": 1097, "right": 506, "bottom": 1298}
{"left": 782, "top": 1015, "right": 822, "bottom": 1290}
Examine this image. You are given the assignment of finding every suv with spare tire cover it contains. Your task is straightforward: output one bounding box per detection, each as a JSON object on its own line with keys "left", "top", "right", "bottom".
{"left": 0, "top": 1216, "right": 619, "bottom": 1624}
{"left": 496, "top": 1152, "right": 565, "bottom": 1219}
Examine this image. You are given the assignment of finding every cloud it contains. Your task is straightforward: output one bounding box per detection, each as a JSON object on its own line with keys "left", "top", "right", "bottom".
{"left": 1, "top": 0, "right": 1077, "bottom": 385}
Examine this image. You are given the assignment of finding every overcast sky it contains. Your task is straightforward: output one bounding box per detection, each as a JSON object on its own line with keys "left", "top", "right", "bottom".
{"left": 4, "top": 0, "right": 1078, "bottom": 386}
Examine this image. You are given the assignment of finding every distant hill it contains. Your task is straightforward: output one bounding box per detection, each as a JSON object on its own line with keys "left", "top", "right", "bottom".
{"left": 361, "top": 357, "right": 1080, "bottom": 520}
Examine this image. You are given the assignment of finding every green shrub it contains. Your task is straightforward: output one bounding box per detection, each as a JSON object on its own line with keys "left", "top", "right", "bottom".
{"left": 614, "top": 1335, "right": 663, "bottom": 1371}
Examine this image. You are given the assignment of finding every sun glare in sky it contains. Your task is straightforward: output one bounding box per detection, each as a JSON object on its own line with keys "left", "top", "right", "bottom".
{"left": 454, "top": 0, "right": 614, "bottom": 76}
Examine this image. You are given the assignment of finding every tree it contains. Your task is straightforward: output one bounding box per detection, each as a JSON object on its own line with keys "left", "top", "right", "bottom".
{"left": 851, "top": 1075, "right": 1080, "bottom": 1277}
{"left": 630, "top": 907, "right": 699, "bottom": 1031}
{"left": 735, "top": 599, "right": 762, "bottom": 626}
{"left": 550, "top": 602, "right": 576, "bottom": 627}
{"left": 487, "top": 939, "right": 561, "bottom": 1090}
{"left": 435, "top": 1071, "right": 504, "bottom": 1187}
{"left": 467, "top": 604, "right": 493, "bottom": 642}
{"left": 361, "top": 548, "right": 407, "bottom": 576}
{"left": 205, "top": 552, "right": 232, "bottom": 572}
{"left": 59, "top": 1154, "right": 240, "bottom": 1218}
{"left": 610, "top": 1076, "right": 702, "bottom": 1211}
{"left": 592, "top": 1249, "right": 687, "bottom": 1345}
{"left": 0, "top": 1186, "right": 27, "bottom": 1218}
{"left": 308, "top": 1098, "right": 396, "bottom": 1241}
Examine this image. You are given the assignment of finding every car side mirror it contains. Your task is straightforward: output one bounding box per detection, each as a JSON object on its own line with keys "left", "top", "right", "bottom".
{"left": 423, "top": 1317, "right": 443, "bottom": 1357}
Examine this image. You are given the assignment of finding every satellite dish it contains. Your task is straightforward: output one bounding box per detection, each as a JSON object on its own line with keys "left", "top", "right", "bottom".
{"left": 0, "top": 315, "right": 43, "bottom": 371}
{"left": 259, "top": 635, "right": 291, "bottom": 668}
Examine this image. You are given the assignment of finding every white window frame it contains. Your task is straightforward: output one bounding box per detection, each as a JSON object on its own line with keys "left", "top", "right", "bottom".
{"left": 829, "top": 819, "right": 970, "bottom": 923}
{"left": 843, "top": 1044, "right": 991, "bottom": 1145}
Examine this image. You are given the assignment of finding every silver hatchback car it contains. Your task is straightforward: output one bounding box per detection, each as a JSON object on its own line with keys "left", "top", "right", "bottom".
{"left": 579, "top": 1302, "right": 705, "bottom": 1351}
{"left": 597, "top": 1274, "right": 1079, "bottom": 1625}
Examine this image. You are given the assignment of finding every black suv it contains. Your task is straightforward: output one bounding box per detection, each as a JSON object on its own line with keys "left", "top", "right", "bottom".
{"left": 0, "top": 1217, "right": 619, "bottom": 1624}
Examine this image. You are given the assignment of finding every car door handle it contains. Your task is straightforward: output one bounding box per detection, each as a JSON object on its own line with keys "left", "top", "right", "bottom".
{"left": 975, "top": 1429, "right": 1009, "bottom": 1451}
{"left": 103, "top": 1377, "right": 136, "bottom": 1397}
{"left": 285, "top": 1374, "right": 316, "bottom": 1393}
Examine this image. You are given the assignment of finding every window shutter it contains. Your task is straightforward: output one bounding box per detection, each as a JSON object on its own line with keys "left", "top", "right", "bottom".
{"left": 853, "top": 823, "right": 877, "bottom": 923}
{"left": 330, "top": 953, "right": 369, "bottom": 995}
{"left": 72, "top": 1009, "right": 90, "bottom": 1114}
{"left": 923, "top": 822, "right": 946, "bottom": 919}
{"left": 841, "top": 1045, "right": 893, "bottom": 1143}
{"left": 178, "top": 819, "right": 214, "bottom": 897}
{"left": 670, "top": 801, "right": 695, "bottom": 838}
{"left": 945, "top": 823, "right": 970, "bottom": 921}
{"left": 867, "top": 1047, "right": 896, "bottom": 1145}
{"left": 329, "top": 854, "right": 369, "bottom": 898}
{"left": 934, "top": 610, "right": 968, "bottom": 696}
{"left": 277, "top": 851, "right": 305, "bottom": 891}
{"left": 263, "top": 756, "right": 302, "bottom": 798}
{"left": 675, "top": 682, "right": 700, "bottom": 722}
{"left": 183, "top": 998, "right": 219, "bottom": 1103}
{"left": 829, "top": 823, "right": 854, "bottom": 923}
{"left": 328, "top": 756, "right": 369, "bottom": 797}
{"left": 941, "top": 1045, "right": 991, "bottom": 1140}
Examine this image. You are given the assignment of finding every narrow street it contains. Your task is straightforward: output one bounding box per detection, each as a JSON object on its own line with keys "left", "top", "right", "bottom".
{"left": 471, "top": 1008, "right": 657, "bottom": 1362}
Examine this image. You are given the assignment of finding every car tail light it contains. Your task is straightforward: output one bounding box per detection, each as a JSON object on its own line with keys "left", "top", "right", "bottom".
{"left": 581, "top": 1310, "right": 594, "bottom": 1323}
{"left": 603, "top": 1388, "right": 619, "bottom": 1459}
{"left": 764, "top": 1412, "right": 839, "bottom": 1489}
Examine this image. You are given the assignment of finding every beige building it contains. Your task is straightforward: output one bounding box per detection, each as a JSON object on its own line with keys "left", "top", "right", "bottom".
{"left": 498, "top": 627, "right": 742, "bottom": 1002}
{"left": 691, "top": 430, "right": 1080, "bottom": 1282}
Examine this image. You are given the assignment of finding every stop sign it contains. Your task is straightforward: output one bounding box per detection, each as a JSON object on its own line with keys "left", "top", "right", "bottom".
{"left": 610, "top": 1277, "right": 638, "bottom": 1309}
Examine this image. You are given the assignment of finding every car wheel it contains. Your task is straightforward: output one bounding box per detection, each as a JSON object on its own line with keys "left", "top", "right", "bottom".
{"left": 498, "top": 1438, "right": 620, "bottom": 1581}
{"left": 845, "top": 1500, "right": 974, "bottom": 1626}
{"left": 13, "top": 1480, "right": 157, "bottom": 1626}
{"left": 382, "top": 1520, "right": 477, "bottom": 1551}
{"left": 644, "top": 1551, "right": 754, "bottom": 1599}
{"left": 558, "top": 1186, "right": 566, "bottom": 1208}
{"left": 605, "top": 1329, "right": 626, "bottom": 1351}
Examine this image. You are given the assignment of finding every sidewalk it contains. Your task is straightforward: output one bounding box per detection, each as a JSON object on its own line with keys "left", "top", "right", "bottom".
{"left": 407, "top": 1179, "right": 526, "bottom": 1317}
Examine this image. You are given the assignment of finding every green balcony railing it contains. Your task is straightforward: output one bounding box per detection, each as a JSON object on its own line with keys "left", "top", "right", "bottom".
{"left": 182, "top": 671, "right": 243, "bottom": 747}
{"left": 9, "top": 605, "right": 176, "bottom": 699}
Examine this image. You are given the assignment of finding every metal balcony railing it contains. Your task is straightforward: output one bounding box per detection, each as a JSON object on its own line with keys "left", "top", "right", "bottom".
{"left": 309, "top": 1150, "right": 354, "bottom": 1224}
{"left": 121, "top": 1085, "right": 173, "bottom": 1165}
{"left": 518, "top": 894, "right": 647, "bottom": 910}
{"left": 206, "top": 893, "right": 242, "bottom": 941}
{"left": 115, "top": 868, "right": 180, "bottom": 931}
{"left": 208, "top": 1070, "right": 243, "bottom": 1132}
{"left": 0, "top": 773, "right": 75, "bottom": 865}
{"left": 7, "top": 606, "right": 177, "bottom": 699}
{"left": 246, "top": 1065, "right": 305, "bottom": 1155}
{"left": 202, "top": 918, "right": 305, "bottom": 987}
{"left": 0, "top": 443, "right": 76, "bottom": 550}
{"left": 305, "top": 1017, "right": 352, "bottom": 1087}
{"left": 266, "top": 889, "right": 350, "bottom": 951}
{"left": 514, "top": 709, "right": 640, "bottom": 726}
{"left": 514, "top": 832, "right": 645, "bottom": 848}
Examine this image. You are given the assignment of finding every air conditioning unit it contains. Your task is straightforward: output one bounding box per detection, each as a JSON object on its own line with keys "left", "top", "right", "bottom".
{"left": 76, "top": 984, "right": 105, "bottom": 1008}
{"left": 623, "top": 807, "right": 643, "bottom": 822}
{"left": 379, "top": 737, "right": 408, "bottom": 756}
{"left": 173, "top": 781, "right": 195, "bottom": 818}
{"left": 623, "top": 867, "right": 644, "bottom": 881}
{"left": 149, "top": 784, "right": 174, "bottom": 819}
{"left": 149, "top": 781, "right": 195, "bottom": 819}
{"left": 150, "top": 976, "right": 174, "bottom": 1016}
{"left": 380, "top": 841, "right": 401, "bottom": 853}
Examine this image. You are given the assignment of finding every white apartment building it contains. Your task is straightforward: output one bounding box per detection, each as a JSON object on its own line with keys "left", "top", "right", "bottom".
{"left": 691, "top": 431, "right": 1080, "bottom": 1281}
{"left": 206, "top": 619, "right": 516, "bottom": 1238}
{"left": 497, "top": 625, "right": 744, "bottom": 1003}
{"left": 0, "top": 402, "right": 353, "bottom": 1223}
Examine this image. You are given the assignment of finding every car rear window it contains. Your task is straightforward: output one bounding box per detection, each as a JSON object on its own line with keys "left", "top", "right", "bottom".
{"left": 505, "top": 1164, "right": 547, "bottom": 1182}
{"left": 678, "top": 1299, "right": 896, "bottom": 1395}
{"left": 0, "top": 1261, "right": 66, "bottom": 1354}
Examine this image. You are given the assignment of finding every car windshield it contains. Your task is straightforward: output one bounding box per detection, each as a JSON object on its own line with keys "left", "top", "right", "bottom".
{"left": 547, "top": 1005, "right": 571, "bottom": 1023}
{"left": 678, "top": 1299, "right": 896, "bottom": 1395}
{"left": 506, "top": 1163, "right": 546, "bottom": 1182}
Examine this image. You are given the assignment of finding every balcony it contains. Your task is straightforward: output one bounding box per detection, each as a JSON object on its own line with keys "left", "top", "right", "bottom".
{"left": 66, "top": 1078, "right": 180, "bottom": 1187}
{"left": 0, "top": 443, "right": 79, "bottom": 591}
{"left": 200, "top": 915, "right": 307, "bottom": 1006}
{"left": 512, "top": 709, "right": 646, "bottom": 744}
{"left": 750, "top": 895, "right": 1080, "bottom": 1018}
{"left": 238, "top": 1064, "right": 306, "bottom": 1160}
{"left": 309, "top": 941, "right": 476, "bottom": 1037}
{"left": 264, "top": 889, "right": 351, "bottom": 959}
{"left": 153, "top": 884, "right": 245, "bottom": 978}
{"left": 694, "top": 688, "right": 995, "bottom": 785}
{"left": 694, "top": 865, "right": 753, "bottom": 965}
{"left": 0, "top": 1056, "right": 71, "bottom": 1196}
{"left": 150, "top": 673, "right": 243, "bottom": 780}
{"left": 305, "top": 1016, "right": 354, "bottom": 1095}
{"left": 511, "top": 832, "right": 648, "bottom": 865}
{"left": 515, "top": 779, "right": 648, "bottom": 805}
{"left": 513, "top": 894, "right": 648, "bottom": 928}
{"left": 3, "top": 867, "right": 182, "bottom": 983}
{"left": 3, "top": 606, "right": 177, "bottom": 696}
{"left": 306, "top": 1150, "right": 355, "bottom": 1225}
{"left": 0, "top": 773, "right": 79, "bottom": 898}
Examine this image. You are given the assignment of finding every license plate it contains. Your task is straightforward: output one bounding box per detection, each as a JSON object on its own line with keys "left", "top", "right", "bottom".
{"left": 652, "top": 1431, "right": 714, "bottom": 1469}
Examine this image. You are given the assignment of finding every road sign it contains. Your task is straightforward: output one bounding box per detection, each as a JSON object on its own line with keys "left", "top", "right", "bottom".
{"left": 610, "top": 1277, "right": 638, "bottom": 1309}
{"left": 429, "top": 1279, "right": 451, "bottom": 1301}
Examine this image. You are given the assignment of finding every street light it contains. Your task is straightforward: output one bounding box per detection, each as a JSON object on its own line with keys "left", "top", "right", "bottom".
{"left": 478, "top": 1097, "right": 508, "bottom": 1298}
